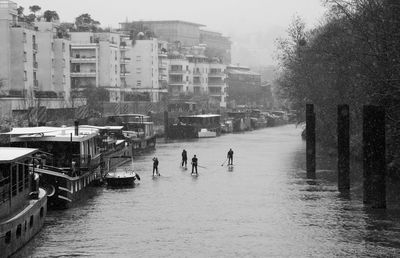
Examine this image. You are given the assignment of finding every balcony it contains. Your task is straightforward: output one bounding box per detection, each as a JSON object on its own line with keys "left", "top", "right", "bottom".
{"left": 33, "top": 61, "right": 38, "bottom": 69}
{"left": 71, "top": 71, "right": 97, "bottom": 77}
{"left": 169, "top": 80, "right": 184, "bottom": 85}
{"left": 169, "top": 70, "right": 186, "bottom": 75}
{"left": 120, "top": 71, "right": 130, "bottom": 77}
{"left": 208, "top": 81, "right": 225, "bottom": 86}
{"left": 193, "top": 71, "right": 202, "bottom": 76}
{"left": 193, "top": 81, "right": 201, "bottom": 86}
{"left": 208, "top": 72, "right": 225, "bottom": 77}
{"left": 71, "top": 43, "right": 98, "bottom": 50}
{"left": 71, "top": 57, "right": 97, "bottom": 63}
{"left": 120, "top": 57, "right": 131, "bottom": 64}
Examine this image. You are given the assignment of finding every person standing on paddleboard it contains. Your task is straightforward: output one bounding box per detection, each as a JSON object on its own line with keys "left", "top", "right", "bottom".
{"left": 227, "top": 148, "right": 234, "bottom": 165}
{"left": 181, "top": 149, "right": 188, "bottom": 168}
{"left": 153, "top": 157, "right": 160, "bottom": 176}
{"left": 191, "top": 155, "right": 198, "bottom": 175}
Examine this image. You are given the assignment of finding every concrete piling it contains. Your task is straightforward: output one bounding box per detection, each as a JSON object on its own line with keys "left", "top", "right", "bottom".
{"left": 338, "top": 104, "right": 350, "bottom": 191}
{"left": 363, "top": 105, "right": 386, "bottom": 208}
{"left": 306, "top": 104, "right": 316, "bottom": 179}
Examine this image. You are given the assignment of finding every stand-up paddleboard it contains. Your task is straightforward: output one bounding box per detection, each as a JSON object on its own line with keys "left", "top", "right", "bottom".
{"left": 228, "top": 164, "right": 234, "bottom": 171}
{"left": 191, "top": 173, "right": 199, "bottom": 177}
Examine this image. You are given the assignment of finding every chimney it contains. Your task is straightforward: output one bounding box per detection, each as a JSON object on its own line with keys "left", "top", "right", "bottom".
{"left": 74, "top": 120, "right": 79, "bottom": 136}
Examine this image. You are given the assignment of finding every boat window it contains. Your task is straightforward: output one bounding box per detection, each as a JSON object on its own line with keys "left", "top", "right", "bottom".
{"left": 24, "top": 160, "right": 30, "bottom": 189}
{"left": 18, "top": 163, "right": 24, "bottom": 192}
{"left": 30, "top": 215, "right": 34, "bottom": 227}
{"left": 40, "top": 207, "right": 44, "bottom": 218}
{"left": 16, "top": 224, "right": 22, "bottom": 238}
{"left": 5, "top": 231, "right": 11, "bottom": 244}
{"left": 11, "top": 165, "right": 17, "bottom": 196}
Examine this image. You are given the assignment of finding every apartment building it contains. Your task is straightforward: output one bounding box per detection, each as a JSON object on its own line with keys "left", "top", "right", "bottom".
{"left": 36, "top": 21, "right": 71, "bottom": 101}
{"left": 0, "top": 0, "right": 72, "bottom": 116}
{"left": 168, "top": 53, "right": 190, "bottom": 98}
{"left": 208, "top": 60, "right": 227, "bottom": 108}
{"left": 226, "top": 65, "right": 262, "bottom": 106}
{"left": 70, "top": 32, "right": 127, "bottom": 102}
{"left": 158, "top": 40, "right": 169, "bottom": 94}
{"left": 125, "top": 38, "right": 167, "bottom": 102}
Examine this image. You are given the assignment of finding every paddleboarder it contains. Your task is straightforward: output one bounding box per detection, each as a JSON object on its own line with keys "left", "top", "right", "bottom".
{"left": 227, "top": 148, "right": 234, "bottom": 165}
{"left": 152, "top": 157, "right": 160, "bottom": 176}
{"left": 181, "top": 149, "right": 188, "bottom": 168}
{"left": 191, "top": 155, "right": 198, "bottom": 175}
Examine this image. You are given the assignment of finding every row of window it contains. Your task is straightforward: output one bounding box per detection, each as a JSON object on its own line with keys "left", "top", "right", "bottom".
{"left": 4, "top": 207, "right": 44, "bottom": 245}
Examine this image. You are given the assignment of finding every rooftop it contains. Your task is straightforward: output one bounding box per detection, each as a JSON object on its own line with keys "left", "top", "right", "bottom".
{"left": 0, "top": 147, "right": 38, "bottom": 163}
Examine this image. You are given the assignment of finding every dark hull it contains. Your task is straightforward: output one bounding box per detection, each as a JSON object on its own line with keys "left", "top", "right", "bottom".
{"left": 38, "top": 166, "right": 102, "bottom": 209}
{"left": 105, "top": 177, "right": 136, "bottom": 187}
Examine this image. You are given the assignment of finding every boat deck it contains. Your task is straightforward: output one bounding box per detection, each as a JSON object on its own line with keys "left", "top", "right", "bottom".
{"left": 0, "top": 188, "right": 46, "bottom": 225}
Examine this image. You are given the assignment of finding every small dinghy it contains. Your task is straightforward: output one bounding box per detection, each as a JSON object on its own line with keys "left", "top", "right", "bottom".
{"left": 105, "top": 169, "right": 140, "bottom": 187}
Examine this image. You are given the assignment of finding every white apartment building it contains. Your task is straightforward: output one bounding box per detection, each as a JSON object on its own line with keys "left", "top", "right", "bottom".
{"left": 168, "top": 53, "right": 190, "bottom": 98}
{"left": 125, "top": 38, "right": 167, "bottom": 102}
{"left": 0, "top": 0, "right": 71, "bottom": 116}
{"left": 158, "top": 40, "right": 169, "bottom": 95}
{"left": 70, "top": 32, "right": 128, "bottom": 102}
{"left": 36, "top": 21, "right": 71, "bottom": 102}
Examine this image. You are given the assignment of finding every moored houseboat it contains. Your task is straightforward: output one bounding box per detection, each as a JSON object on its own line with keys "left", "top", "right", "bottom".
{"left": 168, "top": 114, "right": 221, "bottom": 139}
{"left": 0, "top": 147, "right": 47, "bottom": 258}
{"left": 5, "top": 124, "right": 102, "bottom": 209}
{"left": 105, "top": 114, "right": 156, "bottom": 153}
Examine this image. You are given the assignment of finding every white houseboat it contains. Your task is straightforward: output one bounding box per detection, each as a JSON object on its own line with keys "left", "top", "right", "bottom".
{"left": 0, "top": 147, "right": 47, "bottom": 258}
{"left": 5, "top": 123, "right": 102, "bottom": 209}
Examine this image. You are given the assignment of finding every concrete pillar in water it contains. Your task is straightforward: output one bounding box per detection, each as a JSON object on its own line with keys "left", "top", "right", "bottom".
{"left": 306, "top": 104, "right": 316, "bottom": 179}
{"left": 164, "top": 111, "right": 169, "bottom": 139}
{"left": 363, "top": 105, "right": 386, "bottom": 208}
{"left": 338, "top": 104, "right": 350, "bottom": 191}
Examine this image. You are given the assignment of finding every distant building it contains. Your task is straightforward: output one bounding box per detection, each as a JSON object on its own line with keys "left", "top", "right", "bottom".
{"left": 125, "top": 38, "right": 167, "bottom": 102}
{"left": 226, "top": 65, "right": 262, "bottom": 107}
{"left": 120, "top": 20, "right": 204, "bottom": 46}
{"left": 200, "top": 30, "right": 231, "bottom": 64}
{"left": 70, "top": 32, "right": 128, "bottom": 102}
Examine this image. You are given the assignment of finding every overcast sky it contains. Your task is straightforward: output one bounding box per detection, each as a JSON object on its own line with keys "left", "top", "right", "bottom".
{"left": 15, "top": 0, "right": 327, "bottom": 66}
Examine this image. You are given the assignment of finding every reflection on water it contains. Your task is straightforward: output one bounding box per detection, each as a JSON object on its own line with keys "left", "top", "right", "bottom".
{"left": 14, "top": 125, "right": 400, "bottom": 257}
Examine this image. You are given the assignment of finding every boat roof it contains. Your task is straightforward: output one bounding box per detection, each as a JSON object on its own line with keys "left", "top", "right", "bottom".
{"left": 179, "top": 114, "right": 220, "bottom": 118}
{"left": 5, "top": 126, "right": 99, "bottom": 143}
{"left": 81, "top": 125, "right": 124, "bottom": 130}
{"left": 0, "top": 147, "right": 38, "bottom": 163}
{"left": 107, "top": 114, "right": 150, "bottom": 118}
{"left": 1, "top": 126, "right": 61, "bottom": 135}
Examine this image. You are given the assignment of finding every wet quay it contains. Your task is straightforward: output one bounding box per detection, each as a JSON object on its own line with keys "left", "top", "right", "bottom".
{"left": 15, "top": 125, "right": 400, "bottom": 257}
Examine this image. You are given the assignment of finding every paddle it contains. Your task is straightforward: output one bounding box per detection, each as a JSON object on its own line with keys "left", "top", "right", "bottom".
{"left": 221, "top": 158, "right": 228, "bottom": 166}
{"left": 197, "top": 165, "right": 207, "bottom": 169}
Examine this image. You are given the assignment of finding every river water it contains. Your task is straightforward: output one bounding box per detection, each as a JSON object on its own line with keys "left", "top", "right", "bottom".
{"left": 15, "top": 125, "right": 400, "bottom": 257}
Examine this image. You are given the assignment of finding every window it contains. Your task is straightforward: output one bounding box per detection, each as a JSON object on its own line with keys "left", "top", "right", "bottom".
{"left": 5, "top": 231, "right": 11, "bottom": 244}
{"left": 186, "top": 65, "right": 189, "bottom": 71}
{"left": 186, "top": 76, "right": 189, "bottom": 82}
{"left": 24, "top": 71, "right": 27, "bottom": 81}
{"left": 62, "top": 42, "right": 65, "bottom": 52}
{"left": 63, "top": 75, "right": 66, "bottom": 84}
{"left": 23, "top": 51, "right": 27, "bottom": 62}
{"left": 23, "top": 32, "right": 27, "bottom": 43}
{"left": 51, "top": 42, "right": 54, "bottom": 51}
{"left": 40, "top": 207, "right": 44, "bottom": 218}
{"left": 29, "top": 215, "right": 33, "bottom": 227}
{"left": 136, "top": 68, "right": 141, "bottom": 74}
{"left": 115, "top": 65, "right": 117, "bottom": 74}
{"left": 16, "top": 224, "right": 22, "bottom": 238}
{"left": 137, "top": 80, "right": 141, "bottom": 86}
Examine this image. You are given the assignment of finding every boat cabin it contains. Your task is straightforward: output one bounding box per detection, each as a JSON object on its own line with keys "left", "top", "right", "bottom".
{"left": 106, "top": 114, "right": 154, "bottom": 139}
{"left": 178, "top": 114, "right": 221, "bottom": 131}
{"left": 5, "top": 126, "right": 101, "bottom": 175}
{"left": 0, "top": 148, "right": 38, "bottom": 219}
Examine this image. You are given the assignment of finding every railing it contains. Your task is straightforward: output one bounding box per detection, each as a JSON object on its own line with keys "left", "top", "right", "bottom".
{"left": 169, "top": 70, "right": 186, "bottom": 74}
